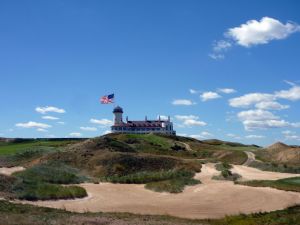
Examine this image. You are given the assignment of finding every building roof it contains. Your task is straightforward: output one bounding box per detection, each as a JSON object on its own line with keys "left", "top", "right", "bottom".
{"left": 112, "top": 120, "right": 170, "bottom": 128}
{"left": 113, "top": 106, "right": 123, "bottom": 113}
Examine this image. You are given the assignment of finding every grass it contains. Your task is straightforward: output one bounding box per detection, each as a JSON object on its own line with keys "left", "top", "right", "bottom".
{"left": 213, "top": 163, "right": 241, "bottom": 181}
{"left": 145, "top": 171, "right": 200, "bottom": 193}
{"left": 236, "top": 177, "right": 300, "bottom": 192}
{"left": 0, "top": 139, "right": 80, "bottom": 156}
{"left": 14, "top": 161, "right": 88, "bottom": 184}
{"left": 248, "top": 160, "right": 300, "bottom": 174}
{"left": 14, "top": 181, "right": 87, "bottom": 201}
{"left": 104, "top": 169, "right": 201, "bottom": 193}
{"left": 0, "top": 200, "right": 300, "bottom": 225}
{"left": 0, "top": 161, "right": 88, "bottom": 201}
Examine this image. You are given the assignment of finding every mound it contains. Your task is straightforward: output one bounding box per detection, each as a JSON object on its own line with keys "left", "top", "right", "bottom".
{"left": 257, "top": 142, "right": 300, "bottom": 167}
{"left": 266, "top": 142, "right": 289, "bottom": 151}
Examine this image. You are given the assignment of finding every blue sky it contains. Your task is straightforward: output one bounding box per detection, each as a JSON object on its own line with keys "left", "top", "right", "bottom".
{"left": 1, "top": 0, "right": 300, "bottom": 146}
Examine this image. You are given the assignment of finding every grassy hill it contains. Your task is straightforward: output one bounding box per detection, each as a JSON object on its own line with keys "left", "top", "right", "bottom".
{"left": 0, "top": 133, "right": 260, "bottom": 197}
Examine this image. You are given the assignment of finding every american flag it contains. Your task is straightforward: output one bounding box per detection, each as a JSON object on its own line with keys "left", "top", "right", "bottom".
{"left": 100, "top": 94, "right": 114, "bottom": 104}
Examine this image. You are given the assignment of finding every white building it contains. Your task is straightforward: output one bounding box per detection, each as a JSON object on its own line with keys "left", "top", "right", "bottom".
{"left": 111, "top": 106, "right": 176, "bottom": 135}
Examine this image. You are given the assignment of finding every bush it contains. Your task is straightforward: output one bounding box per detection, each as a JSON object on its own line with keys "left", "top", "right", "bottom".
{"left": 104, "top": 170, "right": 195, "bottom": 184}
{"left": 14, "top": 182, "right": 87, "bottom": 201}
{"left": 14, "top": 162, "right": 87, "bottom": 184}
{"left": 145, "top": 177, "right": 200, "bottom": 193}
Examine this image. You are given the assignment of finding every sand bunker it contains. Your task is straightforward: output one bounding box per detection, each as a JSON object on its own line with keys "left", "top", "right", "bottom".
{"left": 19, "top": 164, "right": 300, "bottom": 219}
{"left": 0, "top": 167, "right": 25, "bottom": 176}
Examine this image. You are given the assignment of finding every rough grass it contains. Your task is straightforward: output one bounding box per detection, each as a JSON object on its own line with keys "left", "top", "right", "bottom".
{"left": 0, "top": 139, "right": 81, "bottom": 156}
{"left": 0, "top": 200, "right": 300, "bottom": 225}
{"left": 145, "top": 171, "right": 200, "bottom": 193}
{"left": 236, "top": 177, "right": 300, "bottom": 192}
{"left": 14, "top": 162, "right": 88, "bottom": 184}
{"left": 213, "top": 163, "right": 241, "bottom": 181}
{"left": 248, "top": 160, "right": 300, "bottom": 174}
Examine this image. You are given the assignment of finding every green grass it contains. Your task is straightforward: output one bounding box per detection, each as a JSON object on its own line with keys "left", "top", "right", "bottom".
{"left": 236, "top": 177, "right": 300, "bottom": 192}
{"left": 248, "top": 160, "right": 300, "bottom": 174}
{"left": 0, "top": 140, "right": 80, "bottom": 156}
{"left": 145, "top": 173, "right": 200, "bottom": 193}
{"left": 0, "top": 200, "right": 300, "bottom": 225}
{"left": 14, "top": 162, "right": 88, "bottom": 184}
{"left": 213, "top": 163, "right": 241, "bottom": 181}
{"left": 14, "top": 182, "right": 87, "bottom": 201}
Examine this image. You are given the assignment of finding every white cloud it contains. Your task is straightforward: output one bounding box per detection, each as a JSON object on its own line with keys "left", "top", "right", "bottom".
{"left": 189, "top": 134, "right": 203, "bottom": 140}
{"left": 243, "top": 119, "right": 290, "bottom": 130}
{"left": 189, "top": 89, "right": 199, "bottom": 94}
{"left": 175, "top": 115, "right": 199, "bottom": 120}
{"left": 229, "top": 93, "right": 274, "bottom": 108}
{"left": 57, "top": 121, "right": 65, "bottom": 125}
{"left": 284, "top": 134, "right": 300, "bottom": 141}
{"left": 80, "top": 126, "right": 97, "bottom": 131}
{"left": 103, "top": 130, "right": 111, "bottom": 135}
{"left": 42, "top": 116, "right": 59, "bottom": 120}
{"left": 236, "top": 109, "right": 294, "bottom": 130}
{"left": 157, "top": 115, "right": 169, "bottom": 120}
{"left": 175, "top": 115, "right": 207, "bottom": 127}
{"left": 275, "top": 86, "right": 300, "bottom": 101}
{"left": 226, "top": 17, "right": 300, "bottom": 47}
{"left": 237, "top": 109, "right": 278, "bottom": 121}
{"left": 218, "top": 88, "right": 236, "bottom": 94}
{"left": 209, "top": 40, "right": 232, "bottom": 60}
{"left": 69, "top": 132, "right": 82, "bottom": 137}
{"left": 255, "top": 101, "right": 289, "bottom": 110}
{"left": 15, "top": 121, "right": 51, "bottom": 129}
{"left": 90, "top": 118, "right": 113, "bottom": 126}
{"left": 172, "top": 99, "right": 196, "bottom": 106}
{"left": 36, "top": 106, "right": 66, "bottom": 114}
{"left": 245, "top": 135, "right": 265, "bottom": 139}
{"left": 37, "top": 128, "right": 48, "bottom": 132}
{"left": 200, "top": 92, "right": 221, "bottom": 101}
{"left": 191, "top": 131, "right": 214, "bottom": 139}
{"left": 176, "top": 133, "right": 188, "bottom": 137}
{"left": 282, "top": 130, "right": 294, "bottom": 135}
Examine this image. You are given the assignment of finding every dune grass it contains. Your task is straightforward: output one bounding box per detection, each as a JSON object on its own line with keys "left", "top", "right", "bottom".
{"left": 236, "top": 177, "right": 300, "bottom": 192}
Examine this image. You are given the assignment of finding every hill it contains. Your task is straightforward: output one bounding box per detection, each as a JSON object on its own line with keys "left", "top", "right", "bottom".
{"left": 0, "top": 133, "right": 259, "bottom": 196}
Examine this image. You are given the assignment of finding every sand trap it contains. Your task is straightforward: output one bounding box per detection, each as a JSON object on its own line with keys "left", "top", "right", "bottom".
{"left": 19, "top": 163, "right": 300, "bottom": 219}
{"left": 0, "top": 167, "right": 25, "bottom": 176}
{"left": 232, "top": 165, "right": 300, "bottom": 181}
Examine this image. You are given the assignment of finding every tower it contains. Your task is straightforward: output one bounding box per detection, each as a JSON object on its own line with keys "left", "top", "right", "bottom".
{"left": 113, "top": 106, "right": 123, "bottom": 124}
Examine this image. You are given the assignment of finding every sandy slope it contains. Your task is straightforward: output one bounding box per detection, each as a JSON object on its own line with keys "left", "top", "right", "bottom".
{"left": 232, "top": 165, "right": 300, "bottom": 181}
{"left": 19, "top": 164, "right": 300, "bottom": 219}
{"left": 0, "top": 167, "right": 24, "bottom": 175}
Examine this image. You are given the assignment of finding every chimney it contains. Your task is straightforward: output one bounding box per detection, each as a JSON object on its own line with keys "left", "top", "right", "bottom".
{"left": 145, "top": 116, "right": 147, "bottom": 121}
{"left": 126, "top": 116, "right": 128, "bottom": 122}
{"left": 168, "top": 116, "right": 170, "bottom": 122}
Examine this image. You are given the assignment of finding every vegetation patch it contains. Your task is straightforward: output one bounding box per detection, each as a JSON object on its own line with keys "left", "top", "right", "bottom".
{"left": 236, "top": 177, "right": 300, "bottom": 192}
{"left": 145, "top": 171, "right": 200, "bottom": 193}
{"left": 213, "top": 163, "right": 241, "bottom": 181}
{"left": 13, "top": 182, "right": 87, "bottom": 201}
{"left": 248, "top": 160, "right": 300, "bottom": 174}
{"left": 14, "top": 162, "right": 88, "bottom": 184}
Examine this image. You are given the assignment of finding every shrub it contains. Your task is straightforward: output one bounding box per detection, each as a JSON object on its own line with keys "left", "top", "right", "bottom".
{"left": 14, "top": 162, "right": 87, "bottom": 184}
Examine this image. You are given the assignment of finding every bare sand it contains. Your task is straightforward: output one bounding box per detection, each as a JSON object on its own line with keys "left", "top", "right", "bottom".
{"left": 18, "top": 164, "right": 300, "bottom": 219}
{"left": 232, "top": 165, "right": 300, "bottom": 181}
{"left": 0, "top": 166, "right": 25, "bottom": 175}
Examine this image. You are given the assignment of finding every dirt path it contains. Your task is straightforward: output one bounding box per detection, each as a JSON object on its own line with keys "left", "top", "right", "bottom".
{"left": 19, "top": 164, "right": 300, "bottom": 219}
{"left": 243, "top": 151, "right": 256, "bottom": 166}
{"left": 0, "top": 167, "right": 25, "bottom": 175}
{"left": 178, "top": 141, "right": 193, "bottom": 151}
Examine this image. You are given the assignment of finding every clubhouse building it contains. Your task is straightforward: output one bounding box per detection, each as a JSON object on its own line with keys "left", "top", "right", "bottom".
{"left": 111, "top": 106, "right": 176, "bottom": 135}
